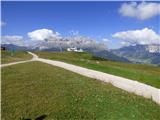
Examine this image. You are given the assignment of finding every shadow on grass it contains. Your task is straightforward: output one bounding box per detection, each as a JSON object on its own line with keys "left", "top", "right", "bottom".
{"left": 22, "top": 114, "right": 47, "bottom": 120}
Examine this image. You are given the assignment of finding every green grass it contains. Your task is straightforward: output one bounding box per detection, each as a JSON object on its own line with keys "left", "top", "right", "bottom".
{"left": 1, "top": 50, "right": 32, "bottom": 64}
{"left": 35, "top": 51, "right": 160, "bottom": 88}
{"left": 2, "top": 61, "right": 160, "bottom": 120}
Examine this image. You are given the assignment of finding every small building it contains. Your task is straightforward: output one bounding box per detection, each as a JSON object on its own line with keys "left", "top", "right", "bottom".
{"left": 67, "top": 47, "right": 83, "bottom": 52}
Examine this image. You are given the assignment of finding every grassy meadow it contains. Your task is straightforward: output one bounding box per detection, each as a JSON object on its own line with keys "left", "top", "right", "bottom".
{"left": 2, "top": 61, "right": 160, "bottom": 120}
{"left": 1, "top": 50, "right": 32, "bottom": 64}
{"left": 35, "top": 52, "right": 160, "bottom": 88}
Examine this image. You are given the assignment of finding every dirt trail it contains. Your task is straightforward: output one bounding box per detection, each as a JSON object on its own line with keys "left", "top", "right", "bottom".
{"left": 1, "top": 52, "right": 160, "bottom": 105}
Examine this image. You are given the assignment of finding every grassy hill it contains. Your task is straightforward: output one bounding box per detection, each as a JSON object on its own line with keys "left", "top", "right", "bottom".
{"left": 1, "top": 50, "right": 32, "bottom": 64}
{"left": 36, "top": 51, "right": 160, "bottom": 88}
{"left": 2, "top": 61, "right": 160, "bottom": 120}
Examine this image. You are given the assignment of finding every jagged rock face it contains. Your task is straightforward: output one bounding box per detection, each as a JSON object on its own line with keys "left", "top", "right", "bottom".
{"left": 112, "top": 45, "right": 160, "bottom": 65}
{"left": 145, "top": 45, "right": 160, "bottom": 53}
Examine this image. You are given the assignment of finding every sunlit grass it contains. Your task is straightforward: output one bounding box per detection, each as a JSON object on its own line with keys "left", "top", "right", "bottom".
{"left": 1, "top": 50, "right": 32, "bottom": 64}
{"left": 36, "top": 51, "right": 160, "bottom": 88}
{"left": 2, "top": 61, "right": 160, "bottom": 120}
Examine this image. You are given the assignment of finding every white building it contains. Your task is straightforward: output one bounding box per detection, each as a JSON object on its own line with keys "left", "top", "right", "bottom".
{"left": 67, "top": 47, "right": 83, "bottom": 52}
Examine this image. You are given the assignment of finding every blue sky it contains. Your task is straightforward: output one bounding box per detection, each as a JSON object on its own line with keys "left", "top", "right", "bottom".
{"left": 1, "top": 1, "right": 160, "bottom": 48}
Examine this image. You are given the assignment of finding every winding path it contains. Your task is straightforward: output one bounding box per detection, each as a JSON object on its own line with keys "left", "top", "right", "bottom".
{"left": 0, "top": 52, "right": 38, "bottom": 68}
{"left": 1, "top": 52, "right": 160, "bottom": 105}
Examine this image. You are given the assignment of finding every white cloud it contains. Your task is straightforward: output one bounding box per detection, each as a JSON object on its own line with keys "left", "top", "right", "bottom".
{"left": 1, "top": 27, "right": 108, "bottom": 50}
{"left": 112, "top": 28, "right": 160, "bottom": 45}
{"left": 27, "top": 28, "right": 107, "bottom": 51}
{"left": 28, "top": 28, "right": 61, "bottom": 41}
{"left": 120, "top": 41, "right": 130, "bottom": 46}
{"left": 102, "top": 38, "right": 109, "bottom": 42}
{"left": 1, "top": 21, "right": 6, "bottom": 27}
{"left": 119, "top": 2, "right": 160, "bottom": 20}
{"left": 1, "top": 35, "right": 25, "bottom": 46}
{"left": 69, "top": 30, "right": 79, "bottom": 36}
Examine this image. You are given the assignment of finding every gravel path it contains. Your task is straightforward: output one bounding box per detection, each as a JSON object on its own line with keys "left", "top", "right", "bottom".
{"left": 0, "top": 52, "right": 38, "bottom": 67}
{"left": 1, "top": 52, "right": 160, "bottom": 105}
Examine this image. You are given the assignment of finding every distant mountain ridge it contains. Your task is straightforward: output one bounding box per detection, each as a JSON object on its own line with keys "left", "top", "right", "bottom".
{"left": 1, "top": 44, "right": 29, "bottom": 51}
{"left": 2, "top": 43, "right": 160, "bottom": 65}
{"left": 1, "top": 44, "right": 130, "bottom": 63}
{"left": 112, "top": 44, "right": 160, "bottom": 65}
{"left": 83, "top": 48, "right": 130, "bottom": 63}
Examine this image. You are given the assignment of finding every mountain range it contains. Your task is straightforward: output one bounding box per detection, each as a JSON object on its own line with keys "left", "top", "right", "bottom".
{"left": 1, "top": 44, "right": 160, "bottom": 65}
{"left": 112, "top": 44, "right": 160, "bottom": 65}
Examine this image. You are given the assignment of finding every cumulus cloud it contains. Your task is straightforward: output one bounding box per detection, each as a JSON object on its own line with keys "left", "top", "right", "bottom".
{"left": 2, "top": 28, "right": 107, "bottom": 51}
{"left": 112, "top": 28, "right": 160, "bottom": 45}
{"left": 28, "top": 28, "right": 108, "bottom": 51}
{"left": 102, "top": 38, "right": 109, "bottom": 42}
{"left": 28, "top": 28, "right": 62, "bottom": 41}
{"left": 119, "top": 2, "right": 160, "bottom": 20}
{"left": 120, "top": 41, "right": 131, "bottom": 46}
{"left": 1, "top": 35, "right": 25, "bottom": 46}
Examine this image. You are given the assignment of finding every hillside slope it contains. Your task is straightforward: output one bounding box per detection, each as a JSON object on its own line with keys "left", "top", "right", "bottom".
{"left": 1, "top": 50, "right": 32, "bottom": 64}
{"left": 2, "top": 61, "right": 160, "bottom": 119}
{"left": 36, "top": 51, "right": 160, "bottom": 88}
